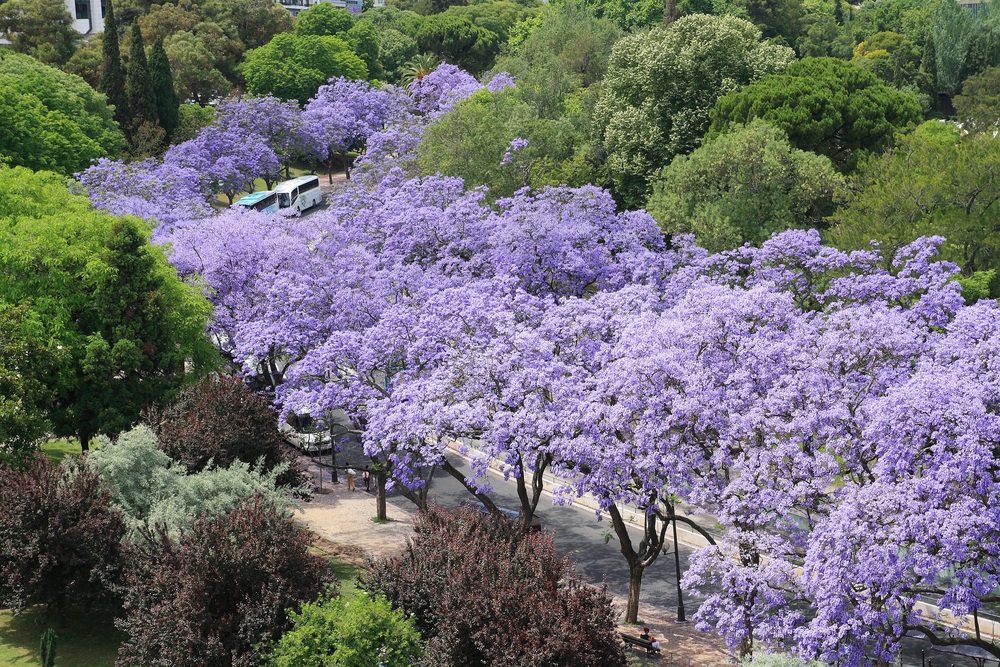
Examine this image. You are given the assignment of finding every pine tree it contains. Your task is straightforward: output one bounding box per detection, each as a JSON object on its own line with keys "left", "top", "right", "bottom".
{"left": 99, "top": 0, "right": 130, "bottom": 134}
{"left": 126, "top": 21, "right": 157, "bottom": 131}
{"left": 833, "top": 0, "right": 844, "bottom": 26}
{"left": 148, "top": 39, "right": 180, "bottom": 142}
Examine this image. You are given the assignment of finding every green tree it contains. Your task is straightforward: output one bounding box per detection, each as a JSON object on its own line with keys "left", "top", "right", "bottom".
{"left": 955, "top": 65, "right": 1000, "bottom": 133}
{"left": 852, "top": 30, "right": 923, "bottom": 89}
{"left": 174, "top": 103, "right": 216, "bottom": 143}
{"left": 99, "top": 0, "right": 130, "bottom": 134}
{"left": 241, "top": 32, "right": 369, "bottom": 102}
{"left": 204, "top": 0, "right": 293, "bottom": 50}
{"left": 931, "top": 0, "right": 972, "bottom": 94}
{"left": 829, "top": 126, "right": 1000, "bottom": 275}
{"left": 0, "top": 167, "right": 215, "bottom": 450}
{"left": 721, "top": 0, "right": 805, "bottom": 45}
{"left": 63, "top": 34, "right": 103, "bottom": 88}
{"left": 344, "top": 21, "right": 381, "bottom": 78}
{"left": 375, "top": 28, "right": 418, "bottom": 82}
{"left": 0, "top": 0, "right": 76, "bottom": 65}
{"left": 127, "top": 21, "right": 160, "bottom": 142}
{"left": 148, "top": 39, "right": 180, "bottom": 142}
{"left": 419, "top": 88, "right": 595, "bottom": 199}
{"left": 416, "top": 14, "right": 500, "bottom": 75}
{"left": 710, "top": 57, "right": 922, "bottom": 172}
{"left": 267, "top": 594, "right": 424, "bottom": 667}
{"left": 495, "top": 2, "right": 620, "bottom": 118}
{"left": 0, "top": 52, "right": 124, "bottom": 174}
{"left": 294, "top": 2, "right": 356, "bottom": 36}
{"left": 163, "top": 30, "right": 231, "bottom": 104}
{"left": 0, "top": 303, "right": 58, "bottom": 467}
{"left": 594, "top": 13, "right": 795, "bottom": 209}
{"left": 646, "top": 119, "right": 845, "bottom": 252}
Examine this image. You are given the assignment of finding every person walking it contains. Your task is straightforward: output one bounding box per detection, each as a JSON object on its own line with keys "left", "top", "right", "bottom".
{"left": 346, "top": 467, "right": 356, "bottom": 491}
{"left": 362, "top": 469, "right": 371, "bottom": 492}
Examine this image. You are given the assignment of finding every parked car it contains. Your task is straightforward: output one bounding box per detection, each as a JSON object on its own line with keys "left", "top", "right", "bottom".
{"left": 279, "top": 412, "right": 331, "bottom": 453}
{"left": 460, "top": 499, "right": 542, "bottom": 533}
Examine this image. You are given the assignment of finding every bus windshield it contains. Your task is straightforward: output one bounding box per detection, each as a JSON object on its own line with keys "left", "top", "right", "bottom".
{"left": 278, "top": 193, "right": 292, "bottom": 208}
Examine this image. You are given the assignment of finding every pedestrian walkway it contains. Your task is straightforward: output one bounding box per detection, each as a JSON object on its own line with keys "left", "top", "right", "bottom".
{"left": 291, "top": 453, "right": 731, "bottom": 666}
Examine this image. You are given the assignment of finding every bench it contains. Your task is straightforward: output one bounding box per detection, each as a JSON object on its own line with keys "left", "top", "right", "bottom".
{"left": 621, "top": 632, "right": 661, "bottom": 654}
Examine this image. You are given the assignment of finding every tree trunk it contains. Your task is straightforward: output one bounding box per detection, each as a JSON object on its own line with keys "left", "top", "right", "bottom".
{"left": 80, "top": 432, "right": 91, "bottom": 453}
{"left": 375, "top": 469, "right": 387, "bottom": 520}
{"left": 441, "top": 458, "right": 500, "bottom": 513}
{"left": 341, "top": 151, "right": 351, "bottom": 180}
{"left": 608, "top": 502, "right": 667, "bottom": 624}
{"left": 513, "top": 451, "right": 550, "bottom": 533}
{"left": 664, "top": 0, "right": 676, "bottom": 24}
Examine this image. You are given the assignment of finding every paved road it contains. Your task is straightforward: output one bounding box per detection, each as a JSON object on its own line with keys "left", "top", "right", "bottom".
{"left": 418, "top": 454, "right": 703, "bottom": 620}
{"left": 327, "top": 440, "right": 985, "bottom": 667}
{"left": 399, "top": 454, "right": 983, "bottom": 667}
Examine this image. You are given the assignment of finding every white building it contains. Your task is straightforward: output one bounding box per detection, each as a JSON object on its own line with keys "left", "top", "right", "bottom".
{"left": 66, "top": 0, "right": 104, "bottom": 35}
{"left": 275, "top": 0, "right": 370, "bottom": 17}
{"left": 62, "top": 0, "right": 382, "bottom": 33}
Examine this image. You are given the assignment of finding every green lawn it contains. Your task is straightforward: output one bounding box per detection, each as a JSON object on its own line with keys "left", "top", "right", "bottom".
{"left": 0, "top": 606, "right": 120, "bottom": 667}
{"left": 39, "top": 438, "right": 82, "bottom": 464}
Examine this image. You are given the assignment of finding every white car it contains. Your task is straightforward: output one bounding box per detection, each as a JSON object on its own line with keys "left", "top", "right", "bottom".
{"left": 279, "top": 413, "right": 332, "bottom": 453}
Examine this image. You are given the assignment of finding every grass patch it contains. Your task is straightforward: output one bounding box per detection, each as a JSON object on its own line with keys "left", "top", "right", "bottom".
{"left": 328, "top": 559, "right": 361, "bottom": 599}
{"left": 370, "top": 516, "right": 392, "bottom": 524}
{"left": 39, "top": 439, "right": 81, "bottom": 464}
{"left": 0, "top": 606, "right": 121, "bottom": 667}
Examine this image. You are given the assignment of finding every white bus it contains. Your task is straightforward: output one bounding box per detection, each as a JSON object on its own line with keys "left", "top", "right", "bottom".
{"left": 274, "top": 175, "right": 323, "bottom": 213}
{"left": 234, "top": 190, "right": 279, "bottom": 213}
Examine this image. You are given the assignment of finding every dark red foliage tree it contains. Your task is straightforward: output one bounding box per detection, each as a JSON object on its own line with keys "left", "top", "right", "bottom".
{"left": 0, "top": 457, "right": 125, "bottom": 622}
{"left": 363, "top": 505, "right": 627, "bottom": 667}
{"left": 116, "top": 493, "right": 329, "bottom": 667}
{"left": 149, "top": 376, "right": 305, "bottom": 487}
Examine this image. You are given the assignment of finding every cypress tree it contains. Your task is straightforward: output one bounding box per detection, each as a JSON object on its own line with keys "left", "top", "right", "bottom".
{"left": 126, "top": 21, "right": 157, "bottom": 131}
{"left": 148, "top": 39, "right": 180, "bottom": 142}
{"left": 99, "top": 0, "right": 130, "bottom": 133}
{"left": 833, "top": 0, "right": 844, "bottom": 26}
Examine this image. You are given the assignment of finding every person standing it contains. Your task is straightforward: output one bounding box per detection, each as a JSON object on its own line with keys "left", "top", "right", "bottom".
{"left": 346, "top": 467, "right": 356, "bottom": 491}
{"left": 362, "top": 469, "right": 371, "bottom": 492}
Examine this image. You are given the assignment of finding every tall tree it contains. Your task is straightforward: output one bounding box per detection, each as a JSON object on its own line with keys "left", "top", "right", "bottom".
{"left": 148, "top": 39, "right": 180, "bottom": 142}
{"left": 0, "top": 52, "right": 124, "bottom": 175}
{"left": 0, "top": 0, "right": 76, "bottom": 65}
{"left": 126, "top": 21, "right": 159, "bottom": 138}
{"left": 594, "top": 13, "right": 796, "bottom": 208}
{"left": 99, "top": 0, "right": 130, "bottom": 135}
{"left": 709, "top": 57, "right": 922, "bottom": 172}
{"left": 0, "top": 167, "right": 215, "bottom": 450}
{"left": 646, "top": 119, "right": 845, "bottom": 251}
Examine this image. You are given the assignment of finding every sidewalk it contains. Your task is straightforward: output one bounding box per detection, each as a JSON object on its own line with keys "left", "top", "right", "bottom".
{"left": 292, "top": 452, "right": 732, "bottom": 667}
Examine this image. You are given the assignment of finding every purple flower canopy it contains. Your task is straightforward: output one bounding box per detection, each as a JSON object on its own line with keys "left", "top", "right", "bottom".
{"left": 78, "top": 63, "right": 1000, "bottom": 667}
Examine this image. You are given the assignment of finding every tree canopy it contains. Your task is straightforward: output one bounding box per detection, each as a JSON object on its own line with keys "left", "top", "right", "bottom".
{"left": 594, "top": 13, "right": 795, "bottom": 209}
{"left": 830, "top": 126, "right": 1000, "bottom": 276}
{"left": 646, "top": 119, "right": 845, "bottom": 251}
{"left": 709, "top": 57, "right": 922, "bottom": 172}
{"left": 0, "top": 52, "right": 123, "bottom": 175}
{"left": 240, "top": 32, "right": 369, "bottom": 102}
{"left": 0, "top": 167, "right": 214, "bottom": 449}
{"left": 0, "top": 0, "right": 76, "bottom": 65}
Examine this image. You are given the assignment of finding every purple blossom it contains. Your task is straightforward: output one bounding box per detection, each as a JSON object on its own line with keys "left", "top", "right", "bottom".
{"left": 500, "top": 137, "right": 528, "bottom": 166}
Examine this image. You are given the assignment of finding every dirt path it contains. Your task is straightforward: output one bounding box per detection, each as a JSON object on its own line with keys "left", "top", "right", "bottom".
{"left": 293, "top": 456, "right": 732, "bottom": 667}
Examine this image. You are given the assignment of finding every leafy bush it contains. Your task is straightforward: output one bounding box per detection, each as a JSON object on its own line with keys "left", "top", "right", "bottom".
{"left": 0, "top": 457, "right": 125, "bottom": 619}
{"left": 267, "top": 593, "right": 424, "bottom": 667}
{"left": 116, "top": 494, "right": 329, "bottom": 667}
{"left": 363, "top": 505, "right": 626, "bottom": 667}
{"left": 149, "top": 376, "right": 306, "bottom": 488}
{"left": 88, "top": 425, "right": 301, "bottom": 538}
